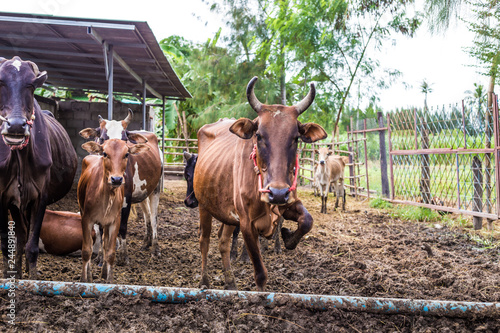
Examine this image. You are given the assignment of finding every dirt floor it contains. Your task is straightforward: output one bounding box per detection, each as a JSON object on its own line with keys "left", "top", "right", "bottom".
{"left": 1, "top": 180, "right": 500, "bottom": 332}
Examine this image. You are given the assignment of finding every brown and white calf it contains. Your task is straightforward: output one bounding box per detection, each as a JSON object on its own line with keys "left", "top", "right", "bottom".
{"left": 315, "top": 147, "right": 347, "bottom": 213}
{"left": 78, "top": 135, "right": 149, "bottom": 283}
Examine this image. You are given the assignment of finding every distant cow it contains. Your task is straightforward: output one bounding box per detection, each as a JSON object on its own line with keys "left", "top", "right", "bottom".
{"left": 0, "top": 57, "right": 77, "bottom": 279}
{"left": 80, "top": 110, "right": 162, "bottom": 263}
{"left": 193, "top": 77, "right": 327, "bottom": 291}
{"left": 38, "top": 210, "right": 97, "bottom": 256}
{"left": 78, "top": 135, "right": 149, "bottom": 283}
{"left": 315, "top": 148, "right": 348, "bottom": 213}
{"left": 183, "top": 151, "right": 198, "bottom": 208}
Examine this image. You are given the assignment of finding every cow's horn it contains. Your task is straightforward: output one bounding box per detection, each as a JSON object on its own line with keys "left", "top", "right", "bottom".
{"left": 294, "top": 83, "right": 316, "bottom": 115}
{"left": 124, "top": 109, "right": 133, "bottom": 125}
{"left": 246, "top": 76, "right": 262, "bottom": 113}
{"left": 98, "top": 115, "right": 104, "bottom": 124}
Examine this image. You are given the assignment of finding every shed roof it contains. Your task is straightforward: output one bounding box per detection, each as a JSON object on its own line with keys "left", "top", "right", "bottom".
{"left": 0, "top": 12, "right": 191, "bottom": 100}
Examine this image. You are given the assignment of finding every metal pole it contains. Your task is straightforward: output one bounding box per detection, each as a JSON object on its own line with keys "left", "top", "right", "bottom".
{"left": 461, "top": 100, "right": 467, "bottom": 149}
{"left": 2, "top": 279, "right": 499, "bottom": 318}
{"left": 162, "top": 96, "right": 166, "bottom": 193}
{"left": 363, "top": 119, "right": 370, "bottom": 199}
{"left": 387, "top": 114, "right": 395, "bottom": 200}
{"left": 107, "top": 44, "right": 114, "bottom": 120}
{"left": 378, "top": 112, "right": 390, "bottom": 198}
{"left": 142, "top": 79, "right": 147, "bottom": 130}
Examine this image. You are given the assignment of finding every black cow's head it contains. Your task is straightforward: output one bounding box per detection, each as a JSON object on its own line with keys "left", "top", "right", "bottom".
{"left": 230, "top": 76, "right": 327, "bottom": 206}
{"left": 0, "top": 57, "right": 47, "bottom": 149}
{"left": 183, "top": 151, "right": 198, "bottom": 208}
{"left": 79, "top": 109, "right": 142, "bottom": 144}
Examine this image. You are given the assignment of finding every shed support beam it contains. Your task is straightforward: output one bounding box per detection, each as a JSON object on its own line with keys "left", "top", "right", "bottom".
{"left": 88, "top": 27, "right": 162, "bottom": 99}
{"left": 105, "top": 44, "right": 114, "bottom": 120}
{"left": 142, "top": 80, "right": 147, "bottom": 130}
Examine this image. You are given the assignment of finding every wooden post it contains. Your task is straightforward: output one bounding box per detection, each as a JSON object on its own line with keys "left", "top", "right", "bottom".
{"left": 363, "top": 119, "right": 370, "bottom": 199}
{"left": 378, "top": 112, "right": 390, "bottom": 198}
{"left": 472, "top": 156, "right": 483, "bottom": 230}
{"left": 420, "top": 114, "right": 431, "bottom": 204}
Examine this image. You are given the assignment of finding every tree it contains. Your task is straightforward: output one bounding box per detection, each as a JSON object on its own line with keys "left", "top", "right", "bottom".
{"left": 420, "top": 79, "right": 434, "bottom": 111}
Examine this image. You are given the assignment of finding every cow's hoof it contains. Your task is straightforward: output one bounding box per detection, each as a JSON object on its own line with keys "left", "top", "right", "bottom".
{"left": 151, "top": 246, "right": 161, "bottom": 258}
{"left": 224, "top": 282, "right": 238, "bottom": 290}
{"left": 116, "top": 253, "right": 130, "bottom": 266}
{"left": 281, "top": 228, "right": 299, "bottom": 250}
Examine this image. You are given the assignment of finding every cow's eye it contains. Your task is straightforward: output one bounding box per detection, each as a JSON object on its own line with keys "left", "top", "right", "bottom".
{"left": 256, "top": 133, "right": 262, "bottom": 141}
{"left": 124, "top": 153, "right": 129, "bottom": 159}
{"left": 102, "top": 152, "right": 108, "bottom": 158}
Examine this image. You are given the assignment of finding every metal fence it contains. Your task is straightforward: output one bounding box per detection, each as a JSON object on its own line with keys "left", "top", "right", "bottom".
{"left": 388, "top": 95, "right": 499, "bottom": 226}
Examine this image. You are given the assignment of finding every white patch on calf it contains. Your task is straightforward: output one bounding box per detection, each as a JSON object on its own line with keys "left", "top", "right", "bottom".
{"left": 105, "top": 120, "right": 124, "bottom": 139}
{"left": 273, "top": 110, "right": 282, "bottom": 117}
{"left": 230, "top": 211, "right": 240, "bottom": 222}
{"left": 92, "top": 224, "right": 101, "bottom": 256}
{"left": 12, "top": 59, "right": 21, "bottom": 71}
{"left": 132, "top": 162, "right": 148, "bottom": 198}
{"left": 38, "top": 238, "right": 47, "bottom": 253}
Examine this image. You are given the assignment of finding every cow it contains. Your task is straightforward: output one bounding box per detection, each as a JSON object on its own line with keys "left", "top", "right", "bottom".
{"left": 0, "top": 57, "right": 77, "bottom": 279}
{"left": 193, "top": 76, "right": 327, "bottom": 291}
{"left": 315, "top": 148, "right": 347, "bottom": 213}
{"left": 78, "top": 136, "right": 149, "bottom": 283}
{"left": 183, "top": 151, "right": 198, "bottom": 208}
{"left": 38, "top": 210, "right": 97, "bottom": 256}
{"left": 79, "top": 110, "right": 163, "bottom": 264}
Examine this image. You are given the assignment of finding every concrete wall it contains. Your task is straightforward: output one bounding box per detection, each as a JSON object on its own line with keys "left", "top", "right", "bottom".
{"left": 55, "top": 101, "right": 152, "bottom": 181}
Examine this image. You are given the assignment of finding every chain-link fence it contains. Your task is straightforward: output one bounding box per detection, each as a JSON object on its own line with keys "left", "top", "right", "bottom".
{"left": 389, "top": 96, "right": 499, "bottom": 225}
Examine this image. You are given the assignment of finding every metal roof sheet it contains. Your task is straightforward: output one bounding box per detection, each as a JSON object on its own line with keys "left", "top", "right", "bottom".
{"left": 0, "top": 12, "right": 191, "bottom": 100}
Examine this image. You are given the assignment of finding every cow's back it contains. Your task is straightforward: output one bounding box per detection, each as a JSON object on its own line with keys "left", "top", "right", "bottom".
{"left": 194, "top": 119, "right": 239, "bottom": 224}
{"left": 126, "top": 131, "right": 162, "bottom": 203}
{"left": 44, "top": 110, "right": 78, "bottom": 204}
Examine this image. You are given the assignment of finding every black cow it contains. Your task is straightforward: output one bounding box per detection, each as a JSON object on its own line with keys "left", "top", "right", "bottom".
{"left": 0, "top": 57, "right": 77, "bottom": 279}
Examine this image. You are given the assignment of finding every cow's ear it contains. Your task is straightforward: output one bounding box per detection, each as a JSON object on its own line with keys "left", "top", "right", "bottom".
{"left": 127, "top": 132, "right": 148, "bottom": 144}
{"left": 229, "top": 118, "right": 257, "bottom": 139}
{"left": 299, "top": 122, "right": 327, "bottom": 143}
{"left": 81, "top": 141, "right": 102, "bottom": 155}
{"left": 79, "top": 128, "right": 99, "bottom": 140}
{"left": 33, "top": 71, "right": 47, "bottom": 88}
{"left": 183, "top": 151, "right": 192, "bottom": 161}
{"left": 129, "top": 143, "right": 150, "bottom": 155}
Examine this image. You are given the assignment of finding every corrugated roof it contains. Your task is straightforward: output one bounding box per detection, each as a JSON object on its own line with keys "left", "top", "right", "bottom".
{"left": 0, "top": 12, "right": 191, "bottom": 100}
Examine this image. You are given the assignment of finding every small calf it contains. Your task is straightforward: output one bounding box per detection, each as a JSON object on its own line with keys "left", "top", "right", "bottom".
{"left": 38, "top": 210, "right": 97, "bottom": 256}
{"left": 78, "top": 135, "right": 149, "bottom": 283}
{"left": 315, "top": 148, "right": 347, "bottom": 213}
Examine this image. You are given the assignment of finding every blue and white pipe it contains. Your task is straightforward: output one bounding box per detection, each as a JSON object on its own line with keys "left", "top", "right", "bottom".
{"left": 1, "top": 279, "right": 499, "bottom": 318}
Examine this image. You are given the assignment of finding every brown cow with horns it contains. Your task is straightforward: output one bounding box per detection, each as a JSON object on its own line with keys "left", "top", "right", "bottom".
{"left": 193, "top": 76, "right": 327, "bottom": 291}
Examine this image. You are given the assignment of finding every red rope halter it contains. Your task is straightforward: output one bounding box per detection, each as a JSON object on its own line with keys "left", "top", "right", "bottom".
{"left": 249, "top": 144, "right": 300, "bottom": 193}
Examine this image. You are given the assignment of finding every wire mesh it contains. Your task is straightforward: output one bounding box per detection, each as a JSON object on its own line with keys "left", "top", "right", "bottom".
{"left": 389, "top": 97, "right": 498, "bottom": 218}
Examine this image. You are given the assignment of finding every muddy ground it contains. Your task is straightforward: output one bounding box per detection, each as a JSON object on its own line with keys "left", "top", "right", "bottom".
{"left": 1, "top": 180, "right": 500, "bottom": 332}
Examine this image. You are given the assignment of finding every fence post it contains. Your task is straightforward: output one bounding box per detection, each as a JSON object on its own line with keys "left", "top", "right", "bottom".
{"left": 378, "top": 112, "right": 390, "bottom": 198}
{"left": 420, "top": 114, "right": 431, "bottom": 204}
{"left": 347, "top": 125, "right": 355, "bottom": 196}
{"left": 472, "top": 156, "right": 483, "bottom": 230}
{"left": 363, "top": 119, "right": 370, "bottom": 199}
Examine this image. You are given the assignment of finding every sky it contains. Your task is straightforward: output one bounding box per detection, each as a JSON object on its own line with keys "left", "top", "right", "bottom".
{"left": 1, "top": 0, "right": 488, "bottom": 111}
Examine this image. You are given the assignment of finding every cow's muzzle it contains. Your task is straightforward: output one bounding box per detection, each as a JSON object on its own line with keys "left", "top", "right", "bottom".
{"left": 267, "top": 187, "right": 290, "bottom": 205}
{"left": 1, "top": 117, "right": 31, "bottom": 148}
{"left": 110, "top": 176, "right": 124, "bottom": 187}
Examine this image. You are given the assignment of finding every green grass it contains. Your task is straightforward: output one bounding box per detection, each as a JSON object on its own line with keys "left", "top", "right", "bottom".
{"left": 369, "top": 197, "right": 393, "bottom": 209}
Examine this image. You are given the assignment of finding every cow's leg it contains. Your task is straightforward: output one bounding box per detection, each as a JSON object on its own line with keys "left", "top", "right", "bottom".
{"left": 149, "top": 184, "right": 161, "bottom": 257}
{"left": 219, "top": 224, "right": 237, "bottom": 290}
{"left": 25, "top": 200, "right": 48, "bottom": 279}
{"left": 273, "top": 216, "right": 283, "bottom": 254}
{"left": 340, "top": 178, "right": 346, "bottom": 211}
{"left": 140, "top": 199, "right": 152, "bottom": 249}
{"left": 81, "top": 218, "right": 94, "bottom": 283}
{"left": 241, "top": 223, "right": 267, "bottom": 291}
{"left": 230, "top": 225, "right": 240, "bottom": 261}
{"left": 116, "top": 195, "right": 132, "bottom": 266}
{"left": 199, "top": 207, "right": 212, "bottom": 289}
{"left": 334, "top": 181, "right": 340, "bottom": 210}
{"left": 9, "top": 207, "right": 27, "bottom": 279}
{"left": 102, "top": 218, "right": 120, "bottom": 283}
{"left": 281, "top": 200, "right": 313, "bottom": 250}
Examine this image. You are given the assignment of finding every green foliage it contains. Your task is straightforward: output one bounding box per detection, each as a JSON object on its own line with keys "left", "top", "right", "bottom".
{"left": 369, "top": 198, "right": 393, "bottom": 209}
